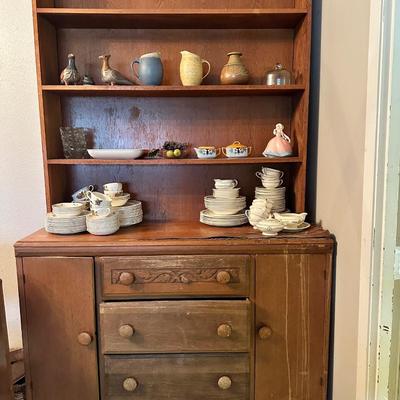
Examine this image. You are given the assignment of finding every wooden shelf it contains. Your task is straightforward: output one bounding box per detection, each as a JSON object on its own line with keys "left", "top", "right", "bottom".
{"left": 42, "top": 84, "right": 305, "bottom": 97}
{"left": 36, "top": 8, "right": 307, "bottom": 29}
{"left": 47, "top": 157, "right": 302, "bottom": 166}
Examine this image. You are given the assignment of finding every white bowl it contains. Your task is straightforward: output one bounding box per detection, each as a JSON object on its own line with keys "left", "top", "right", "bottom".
{"left": 256, "top": 219, "right": 284, "bottom": 237}
{"left": 213, "top": 188, "right": 240, "bottom": 198}
{"left": 88, "top": 149, "right": 145, "bottom": 160}
{"left": 52, "top": 202, "right": 84, "bottom": 217}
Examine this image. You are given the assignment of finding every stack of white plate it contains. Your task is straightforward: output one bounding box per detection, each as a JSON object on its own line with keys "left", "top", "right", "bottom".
{"left": 45, "top": 212, "right": 88, "bottom": 235}
{"left": 113, "top": 200, "right": 143, "bottom": 227}
{"left": 255, "top": 187, "right": 286, "bottom": 212}
{"left": 86, "top": 212, "right": 120, "bottom": 236}
{"left": 200, "top": 209, "right": 247, "bottom": 227}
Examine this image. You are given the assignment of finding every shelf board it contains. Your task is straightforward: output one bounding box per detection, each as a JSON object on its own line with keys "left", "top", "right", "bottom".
{"left": 47, "top": 157, "right": 302, "bottom": 166}
{"left": 36, "top": 8, "right": 307, "bottom": 29}
{"left": 42, "top": 84, "right": 305, "bottom": 97}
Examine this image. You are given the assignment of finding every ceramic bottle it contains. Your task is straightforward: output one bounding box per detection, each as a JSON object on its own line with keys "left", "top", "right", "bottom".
{"left": 180, "top": 51, "right": 211, "bottom": 86}
{"left": 220, "top": 52, "right": 249, "bottom": 85}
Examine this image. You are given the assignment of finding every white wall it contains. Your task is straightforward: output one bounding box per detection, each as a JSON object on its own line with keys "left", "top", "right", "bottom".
{"left": 0, "top": 1, "right": 45, "bottom": 348}
{"left": 316, "top": 0, "right": 371, "bottom": 399}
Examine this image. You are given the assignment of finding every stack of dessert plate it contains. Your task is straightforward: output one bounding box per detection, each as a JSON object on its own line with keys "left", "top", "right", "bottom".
{"left": 255, "top": 187, "right": 286, "bottom": 212}
{"left": 45, "top": 212, "right": 88, "bottom": 235}
{"left": 113, "top": 200, "right": 143, "bottom": 227}
{"left": 86, "top": 211, "right": 120, "bottom": 236}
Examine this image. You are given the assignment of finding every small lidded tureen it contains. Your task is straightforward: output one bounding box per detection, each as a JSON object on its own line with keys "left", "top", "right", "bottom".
{"left": 222, "top": 141, "right": 252, "bottom": 158}
{"left": 255, "top": 216, "right": 284, "bottom": 237}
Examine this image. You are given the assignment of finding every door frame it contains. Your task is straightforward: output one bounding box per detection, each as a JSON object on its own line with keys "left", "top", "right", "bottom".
{"left": 357, "top": 0, "right": 400, "bottom": 398}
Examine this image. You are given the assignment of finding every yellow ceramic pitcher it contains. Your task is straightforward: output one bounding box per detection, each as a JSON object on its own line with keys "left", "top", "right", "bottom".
{"left": 180, "top": 51, "right": 211, "bottom": 86}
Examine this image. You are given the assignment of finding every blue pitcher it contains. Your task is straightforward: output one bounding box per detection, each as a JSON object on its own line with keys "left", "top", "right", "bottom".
{"left": 131, "top": 52, "right": 164, "bottom": 86}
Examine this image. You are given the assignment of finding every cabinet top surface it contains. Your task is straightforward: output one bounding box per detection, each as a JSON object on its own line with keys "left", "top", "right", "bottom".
{"left": 15, "top": 222, "right": 333, "bottom": 256}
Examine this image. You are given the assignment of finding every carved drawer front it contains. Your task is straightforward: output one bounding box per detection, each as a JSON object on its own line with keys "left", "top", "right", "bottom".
{"left": 100, "top": 300, "right": 251, "bottom": 354}
{"left": 98, "top": 255, "right": 251, "bottom": 299}
{"left": 104, "top": 353, "right": 249, "bottom": 400}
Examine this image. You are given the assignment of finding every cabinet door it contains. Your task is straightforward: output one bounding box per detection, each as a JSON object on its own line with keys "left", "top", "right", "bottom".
{"left": 255, "top": 254, "right": 332, "bottom": 400}
{"left": 20, "top": 257, "right": 99, "bottom": 400}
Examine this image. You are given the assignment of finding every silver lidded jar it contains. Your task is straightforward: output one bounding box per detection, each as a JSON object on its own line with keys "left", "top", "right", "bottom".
{"left": 265, "top": 63, "right": 292, "bottom": 86}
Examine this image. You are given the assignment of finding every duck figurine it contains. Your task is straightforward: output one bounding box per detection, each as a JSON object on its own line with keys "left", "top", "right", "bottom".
{"left": 99, "top": 54, "right": 133, "bottom": 86}
{"left": 60, "top": 53, "right": 81, "bottom": 85}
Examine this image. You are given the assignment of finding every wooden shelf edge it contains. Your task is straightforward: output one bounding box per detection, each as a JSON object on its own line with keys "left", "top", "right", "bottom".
{"left": 36, "top": 8, "right": 308, "bottom": 29}
{"left": 41, "top": 85, "right": 306, "bottom": 97}
{"left": 47, "top": 157, "right": 303, "bottom": 166}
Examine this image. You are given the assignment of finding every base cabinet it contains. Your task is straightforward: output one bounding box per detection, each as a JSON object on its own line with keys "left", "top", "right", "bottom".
{"left": 16, "top": 245, "right": 332, "bottom": 400}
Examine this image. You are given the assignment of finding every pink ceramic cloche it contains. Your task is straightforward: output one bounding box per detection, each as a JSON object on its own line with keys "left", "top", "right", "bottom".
{"left": 263, "top": 123, "right": 293, "bottom": 158}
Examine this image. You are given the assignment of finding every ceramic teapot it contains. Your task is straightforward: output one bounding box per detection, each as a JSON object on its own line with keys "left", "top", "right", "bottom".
{"left": 194, "top": 146, "right": 221, "bottom": 159}
{"left": 180, "top": 51, "right": 211, "bottom": 86}
{"left": 222, "top": 141, "right": 251, "bottom": 158}
{"left": 263, "top": 123, "right": 293, "bottom": 158}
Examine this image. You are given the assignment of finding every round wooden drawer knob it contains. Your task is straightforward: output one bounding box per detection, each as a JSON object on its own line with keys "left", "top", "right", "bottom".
{"left": 119, "top": 324, "right": 135, "bottom": 338}
{"left": 119, "top": 272, "right": 135, "bottom": 286}
{"left": 258, "top": 326, "right": 273, "bottom": 340}
{"left": 217, "top": 323, "right": 232, "bottom": 338}
{"left": 123, "top": 377, "right": 138, "bottom": 392}
{"left": 218, "top": 376, "right": 232, "bottom": 390}
{"left": 77, "top": 332, "right": 92, "bottom": 346}
{"left": 216, "top": 271, "right": 231, "bottom": 284}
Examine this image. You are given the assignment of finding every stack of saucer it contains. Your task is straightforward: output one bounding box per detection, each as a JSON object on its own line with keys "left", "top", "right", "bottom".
{"left": 255, "top": 167, "right": 286, "bottom": 212}
{"left": 113, "top": 200, "right": 143, "bottom": 227}
{"left": 86, "top": 211, "right": 120, "bottom": 236}
{"left": 45, "top": 203, "right": 88, "bottom": 234}
{"left": 200, "top": 179, "right": 247, "bottom": 227}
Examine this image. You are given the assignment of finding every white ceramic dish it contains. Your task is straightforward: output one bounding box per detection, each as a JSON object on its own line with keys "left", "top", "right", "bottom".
{"left": 88, "top": 149, "right": 145, "bottom": 160}
{"left": 52, "top": 202, "right": 84, "bottom": 217}
{"left": 110, "top": 193, "right": 131, "bottom": 207}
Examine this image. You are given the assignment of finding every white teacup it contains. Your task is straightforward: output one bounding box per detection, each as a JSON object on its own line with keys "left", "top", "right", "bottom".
{"left": 261, "top": 179, "right": 283, "bottom": 189}
{"left": 88, "top": 191, "right": 112, "bottom": 208}
{"left": 72, "top": 185, "right": 94, "bottom": 201}
{"left": 103, "top": 182, "right": 123, "bottom": 192}
{"left": 260, "top": 167, "right": 284, "bottom": 178}
{"left": 214, "top": 179, "right": 238, "bottom": 189}
{"left": 104, "top": 189, "right": 123, "bottom": 198}
{"left": 91, "top": 206, "right": 112, "bottom": 217}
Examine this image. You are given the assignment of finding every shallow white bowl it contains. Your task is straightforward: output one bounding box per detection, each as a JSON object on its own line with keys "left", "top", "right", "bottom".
{"left": 110, "top": 193, "right": 131, "bottom": 207}
{"left": 88, "top": 149, "right": 145, "bottom": 160}
{"left": 52, "top": 202, "right": 84, "bottom": 217}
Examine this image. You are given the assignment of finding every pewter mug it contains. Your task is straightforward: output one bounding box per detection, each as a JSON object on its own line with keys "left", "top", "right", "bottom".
{"left": 131, "top": 52, "right": 163, "bottom": 86}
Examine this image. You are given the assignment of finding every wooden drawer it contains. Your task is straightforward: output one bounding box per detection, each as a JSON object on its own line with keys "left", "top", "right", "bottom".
{"left": 104, "top": 353, "right": 250, "bottom": 400}
{"left": 100, "top": 300, "right": 251, "bottom": 354}
{"left": 98, "top": 255, "right": 251, "bottom": 299}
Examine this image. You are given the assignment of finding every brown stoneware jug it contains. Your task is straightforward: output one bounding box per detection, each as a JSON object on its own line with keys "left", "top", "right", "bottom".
{"left": 220, "top": 52, "right": 249, "bottom": 85}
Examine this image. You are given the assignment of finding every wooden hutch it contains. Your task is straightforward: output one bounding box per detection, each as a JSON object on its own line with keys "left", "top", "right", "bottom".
{"left": 15, "top": 1, "right": 333, "bottom": 399}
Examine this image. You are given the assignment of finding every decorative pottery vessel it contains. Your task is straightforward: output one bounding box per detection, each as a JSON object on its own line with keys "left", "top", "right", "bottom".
{"left": 131, "top": 52, "right": 164, "bottom": 86}
{"left": 265, "top": 63, "right": 292, "bottom": 86}
{"left": 263, "top": 123, "right": 293, "bottom": 158}
{"left": 222, "top": 141, "right": 251, "bottom": 158}
{"left": 194, "top": 146, "right": 221, "bottom": 159}
{"left": 220, "top": 52, "right": 249, "bottom": 85}
{"left": 180, "top": 51, "right": 211, "bottom": 86}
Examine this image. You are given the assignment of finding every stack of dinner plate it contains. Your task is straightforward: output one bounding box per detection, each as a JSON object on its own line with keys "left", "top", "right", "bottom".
{"left": 113, "top": 200, "right": 143, "bottom": 227}
{"left": 45, "top": 212, "right": 88, "bottom": 235}
{"left": 86, "top": 211, "right": 120, "bottom": 236}
{"left": 200, "top": 209, "right": 247, "bottom": 227}
{"left": 254, "top": 187, "right": 286, "bottom": 212}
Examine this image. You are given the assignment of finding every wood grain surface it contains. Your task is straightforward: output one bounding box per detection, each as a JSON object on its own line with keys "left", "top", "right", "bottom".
{"left": 21, "top": 257, "right": 99, "bottom": 400}
{"left": 100, "top": 300, "right": 251, "bottom": 353}
{"left": 104, "top": 353, "right": 250, "bottom": 400}
{"left": 99, "top": 255, "right": 251, "bottom": 298}
{"left": 255, "top": 252, "right": 332, "bottom": 400}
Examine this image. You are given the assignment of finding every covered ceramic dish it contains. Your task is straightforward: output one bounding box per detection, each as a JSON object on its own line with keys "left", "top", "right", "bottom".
{"left": 255, "top": 217, "right": 284, "bottom": 237}
{"left": 265, "top": 63, "right": 292, "bottom": 86}
{"left": 194, "top": 146, "right": 220, "bottom": 159}
{"left": 263, "top": 123, "right": 293, "bottom": 158}
{"left": 222, "top": 141, "right": 252, "bottom": 158}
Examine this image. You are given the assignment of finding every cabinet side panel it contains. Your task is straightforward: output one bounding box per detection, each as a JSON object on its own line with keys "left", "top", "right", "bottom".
{"left": 22, "top": 257, "right": 99, "bottom": 400}
{"left": 255, "top": 252, "right": 331, "bottom": 400}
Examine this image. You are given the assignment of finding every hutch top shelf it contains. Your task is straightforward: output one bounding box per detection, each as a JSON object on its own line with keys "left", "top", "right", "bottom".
{"left": 36, "top": 8, "right": 308, "bottom": 29}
